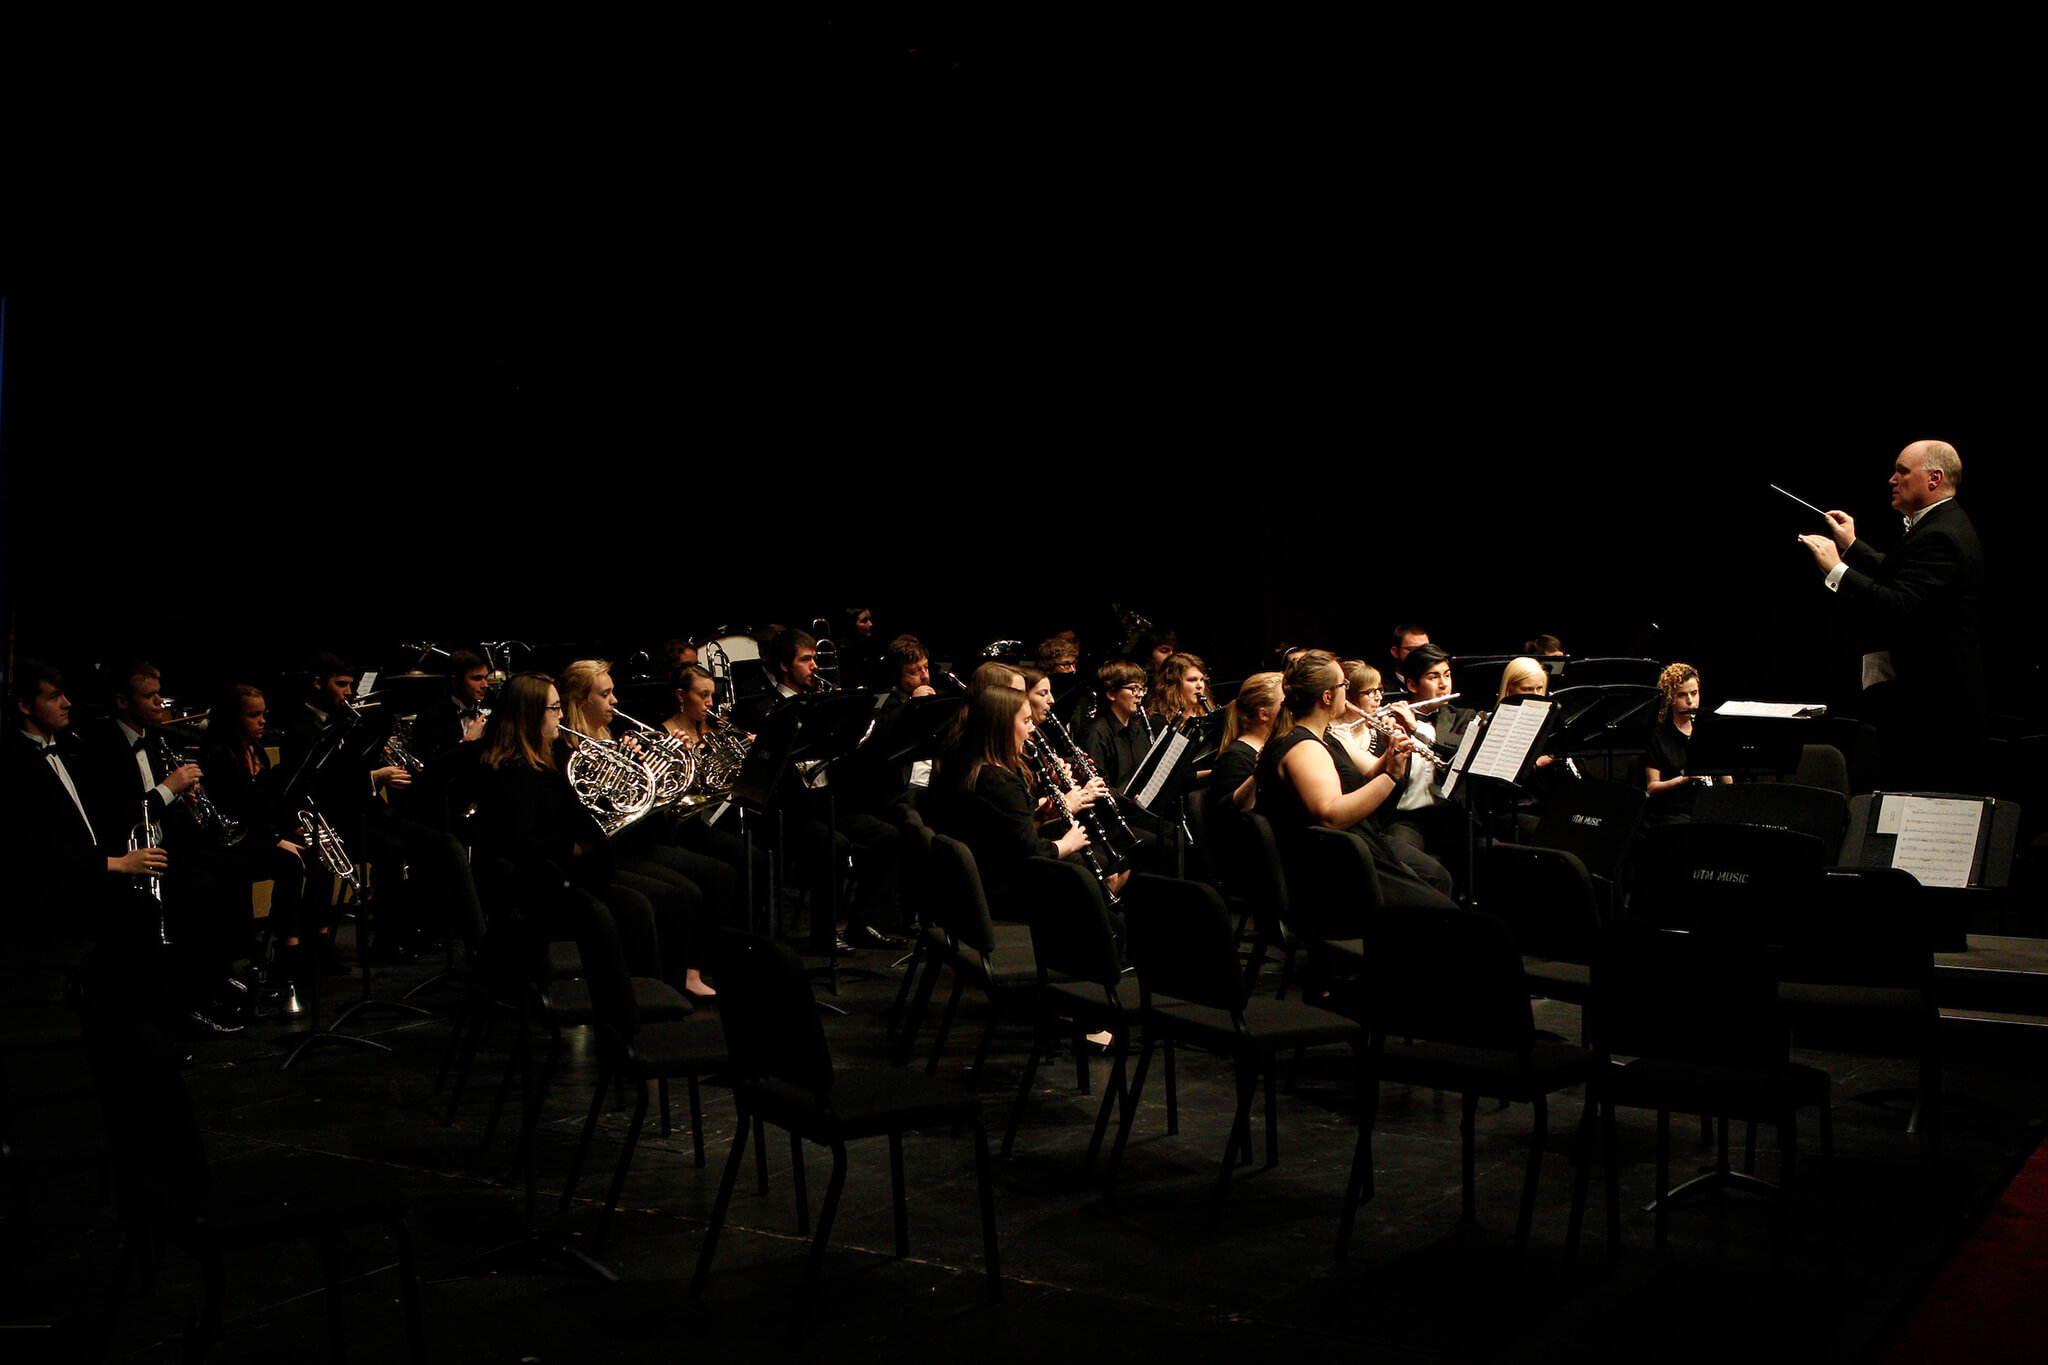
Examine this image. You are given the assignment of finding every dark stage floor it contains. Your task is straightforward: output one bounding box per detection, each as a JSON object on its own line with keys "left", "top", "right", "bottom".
{"left": 6, "top": 930, "right": 2047, "bottom": 1364}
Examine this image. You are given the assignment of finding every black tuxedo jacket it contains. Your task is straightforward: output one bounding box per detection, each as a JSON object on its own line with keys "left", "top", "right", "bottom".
{"left": 2, "top": 728, "right": 120, "bottom": 921}
{"left": 1838, "top": 498, "right": 1986, "bottom": 716}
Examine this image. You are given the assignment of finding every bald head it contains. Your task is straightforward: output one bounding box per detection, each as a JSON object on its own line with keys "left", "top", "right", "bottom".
{"left": 1891, "top": 439, "right": 1961, "bottom": 515}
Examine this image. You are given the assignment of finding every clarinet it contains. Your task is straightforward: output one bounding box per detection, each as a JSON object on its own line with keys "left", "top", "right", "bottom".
{"left": 1025, "top": 734, "right": 1122, "bottom": 903}
{"left": 1039, "top": 714, "right": 1140, "bottom": 856}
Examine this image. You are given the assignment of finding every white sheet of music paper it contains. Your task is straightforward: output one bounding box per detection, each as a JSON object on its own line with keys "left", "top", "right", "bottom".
{"left": 1874, "top": 795, "right": 1902, "bottom": 835}
{"left": 1438, "top": 723, "right": 1482, "bottom": 799}
{"left": 1466, "top": 698, "right": 1552, "bottom": 784}
{"left": 1131, "top": 730, "right": 1189, "bottom": 811}
{"left": 1715, "top": 699, "right": 1828, "bottom": 718}
{"left": 1888, "top": 796, "right": 1984, "bottom": 889}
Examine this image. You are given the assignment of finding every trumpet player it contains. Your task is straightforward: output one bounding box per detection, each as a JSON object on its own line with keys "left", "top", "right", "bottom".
{"left": 4, "top": 661, "right": 243, "bottom": 1036}
{"left": 87, "top": 659, "right": 251, "bottom": 1032}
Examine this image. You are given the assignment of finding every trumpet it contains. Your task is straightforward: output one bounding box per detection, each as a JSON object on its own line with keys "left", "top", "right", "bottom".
{"left": 297, "top": 802, "right": 360, "bottom": 893}
{"left": 129, "top": 802, "right": 171, "bottom": 945}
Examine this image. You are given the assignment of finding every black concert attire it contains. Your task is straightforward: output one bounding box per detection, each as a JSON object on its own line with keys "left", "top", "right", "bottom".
{"left": 1254, "top": 727, "right": 1457, "bottom": 920}
{"left": 924, "top": 763, "right": 1062, "bottom": 924}
{"left": 1204, "top": 738, "right": 1259, "bottom": 819}
{"left": 3, "top": 727, "right": 125, "bottom": 940}
{"left": 417, "top": 692, "right": 485, "bottom": 762}
{"left": 551, "top": 735, "right": 731, "bottom": 982}
{"left": 1379, "top": 705, "right": 1477, "bottom": 895}
{"left": 469, "top": 758, "right": 662, "bottom": 981}
{"left": 1828, "top": 497, "right": 1987, "bottom": 789}
{"left": 1643, "top": 717, "right": 1699, "bottom": 828}
{"left": 195, "top": 732, "right": 312, "bottom": 943}
{"left": 1082, "top": 708, "right": 1150, "bottom": 790}
{"left": 81, "top": 717, "right": 247, "bottom": 1009}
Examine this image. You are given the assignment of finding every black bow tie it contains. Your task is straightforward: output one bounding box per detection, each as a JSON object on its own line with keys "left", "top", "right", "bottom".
{"left": 132, "top": 737, "right": 154, "bottom": 753}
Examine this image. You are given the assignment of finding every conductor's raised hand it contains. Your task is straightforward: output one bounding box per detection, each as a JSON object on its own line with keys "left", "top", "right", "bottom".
{"left": 1824, "top": 509, "right": 1856, "bottom": 550}
{"left": 1797, "top": 533, "right": 1842, "bottom": 573}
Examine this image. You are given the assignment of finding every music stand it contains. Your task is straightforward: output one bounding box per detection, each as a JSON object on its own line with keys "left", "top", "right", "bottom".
{"left": 1555, "top": 657, "right": 1664, "bottom": 689}
{"left": 729, "top": 704, "right": 804, "bottom": 936}
{"left": 1548, "top": 684, "right": 1658, "bottom": 784}
{"left": 789, "top": 693, "right": 893, "bottom": 994}
{"left": 1443, "top": 695, "right": 1556, "bottom": 911}
{"left": 1687, "top": 713, "right": 1810, "bottom": 782}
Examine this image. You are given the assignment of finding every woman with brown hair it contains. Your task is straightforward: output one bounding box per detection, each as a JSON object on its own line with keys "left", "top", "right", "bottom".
{"left": 928, "top": 685, "right": 1122, "bottom": 919}
{"left": 472, "top": 672, "right": 664, "bottom": 981}
{"left": 1146, "top": 652, "right": 1212, "bottom": 731}
{"left": 1254, "top": 651, "right": 1456, "bottom": 911}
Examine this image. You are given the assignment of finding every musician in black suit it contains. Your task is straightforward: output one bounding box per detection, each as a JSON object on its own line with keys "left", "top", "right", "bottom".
{"left": 1380, "top": 644, "right": 1478, "bottom": 896}
{"left": 4, "top": 660, "right": 243, "bottom": 1034}
{"left": 84, "top": 660, "right": 252, "bottom": 1030}
{"left": 1800, "top": 439, "right": 1986, "bottom": 790}
{"left": 417, "top": 648, "right": 491, "bottom": 760}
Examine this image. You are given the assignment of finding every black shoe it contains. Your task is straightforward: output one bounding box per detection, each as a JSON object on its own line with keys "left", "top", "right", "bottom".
{"left": 849, "top": 925, "right": 908, "bottom": 950}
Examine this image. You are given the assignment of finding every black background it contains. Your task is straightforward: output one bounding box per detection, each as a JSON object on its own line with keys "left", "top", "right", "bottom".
{"left": 3, "top": 14, "right": 2038, "bottom": 717}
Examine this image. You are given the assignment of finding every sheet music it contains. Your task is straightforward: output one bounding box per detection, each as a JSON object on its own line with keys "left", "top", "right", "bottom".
{"left": 359, "top": 670, "right": 380, "bottom": 696}
{"left": 1130, "top": 728, "right": 1190, "bottom": 810}
{"left": 1466, "top": 698, "right": 1551, "bottom": 783}
{"left": 1874, "top": 795, "right": 1902, "bottom": 835}
{"left": 1715, "top": 699, "right": 1827, "bottom": 719}
{"left": 1438, "top": 723, "right": 1482, "bottom": 799}
{"left": 1889, "top": 796, "right": 1984, "bottom": 889}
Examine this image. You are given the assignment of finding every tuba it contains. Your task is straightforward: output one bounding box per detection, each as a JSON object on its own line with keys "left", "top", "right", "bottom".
{"left": 561, "top": 725, "right": 659, "bottom": 837}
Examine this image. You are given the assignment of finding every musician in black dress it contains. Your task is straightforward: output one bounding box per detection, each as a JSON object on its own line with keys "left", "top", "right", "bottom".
{"left": 1208, "top": 671, "right": 1289, "bottom": 815}
{"left": 926, "top": 684, "right": 1111, "bottom": 922}
{"left": 1254, "top": 651, "right": 1457, "bottom": 917}
{"left": 559, "top": 658, "right": 732, "bottom": 996}
{"left": 471, "top": 672, "right": 663, "bottom": 980}
{"left": 1643, "top": 662, "right": 1725, "bottom": 827}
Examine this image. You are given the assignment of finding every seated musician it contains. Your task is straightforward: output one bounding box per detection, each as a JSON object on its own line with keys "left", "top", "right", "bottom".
{"left": 1643, "top": 661, "right": 1726, "bottom": 827}
{"left": 1326, "top": 660, "right": 1408, "bottom": 784}
{"left": 558, "top": 657, "right": 733, "bottom": 997}
{"left": 418, "top": 648, "right": 491, "bottom": 760}
{"left": 1253, "top": 650, "right": 1456, "bottom": 912}
{"left": 1387, "top": 622, "right": 1431, "bottom": 701}
{"left": 1524, "top": 634, "right": 1566, "bottom": 657}
{"left": 1208, "top": 670, "right": 1290, "bottom": 814}
{"left": 471, "top": 672, "right": 664, "bottom": 982}
{"left": 1036, "top": 636, "right": 1079, "bottom": 676}
{"left": 1381, "top": 644, "right": 1480, "bottom": 894}
{"left": 1080, "top": 660, "right": 1152, "bottom": 790}
{"left": 1145, "top": 652, "right": 1211, "bottom": 732}
{"left": 197, "top": 682, "right": 317, "bottom": 1013}
{"left": 730, "top": 627, "right": 906, "bottom": 954}
{"left": 925, "top": 684, "right": 1123, "bottom": 923}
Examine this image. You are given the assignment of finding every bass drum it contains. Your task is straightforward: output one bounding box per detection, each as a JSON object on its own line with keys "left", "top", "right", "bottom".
{"left": 709, "top": 633, "right": 760, "bottom": 663}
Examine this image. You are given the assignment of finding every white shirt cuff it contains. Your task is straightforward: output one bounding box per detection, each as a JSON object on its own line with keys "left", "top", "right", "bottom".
{"left": 1823, "top": 561, "right": 1847, "bottom": 592}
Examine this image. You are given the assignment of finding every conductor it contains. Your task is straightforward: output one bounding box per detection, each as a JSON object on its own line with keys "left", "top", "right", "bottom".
{"left": 1797, "top": 439, "right": 1984, "bottom": 791}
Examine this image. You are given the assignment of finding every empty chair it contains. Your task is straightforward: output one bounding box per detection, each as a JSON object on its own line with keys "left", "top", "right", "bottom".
{"left": 1002, "top": 857, "right": 1138, "bottom": 1167}
{"left": 1106, "top": 874, "right": 1368, "bottom": 1230}
{"left": 558, "top": 897, "right": 728, "bottom": 1252}
{"left": 1567, "top": 923, "right": 1832, "bottom": 1263}
{"left": 692, "top": 930, "right": 1000, "bottom": 1305}
{"left": 1627, "top": 823, "right": 1826, "bottom": 933}
{"left": 1346, "top": 903, "right": 1596, "bottom": 1258}
{"left": 1693, "top": 781, "right": 1851, "bottom": 863}
{"left": 907, "top": 833, "right": 1039, "bottom": 1084}
{"left": 1478, "top": 842, "right": 1604, "bottom": 1005}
